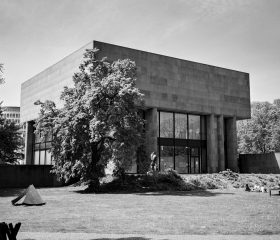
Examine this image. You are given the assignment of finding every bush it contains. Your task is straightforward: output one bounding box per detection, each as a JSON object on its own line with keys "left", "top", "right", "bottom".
{"left": 97, "top": 169, "right": 280, "bottom": 193}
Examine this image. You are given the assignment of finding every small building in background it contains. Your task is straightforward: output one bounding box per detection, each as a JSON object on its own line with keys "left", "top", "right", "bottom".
{"left": 2, "top": 106, "right": 21, "bottom": 125}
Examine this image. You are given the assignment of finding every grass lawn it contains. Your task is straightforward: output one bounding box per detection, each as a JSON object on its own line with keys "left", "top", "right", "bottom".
{"left": 1, "top": 186, "right": 280, "bottom": 235}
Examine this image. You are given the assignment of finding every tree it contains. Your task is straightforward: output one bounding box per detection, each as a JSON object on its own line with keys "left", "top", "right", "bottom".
{"left": 237, "top": 101, "right": 280, "bottom": 154}
{"left": 0, "top": 63, "right": 4, "bottom": 84}
{"left": 35, "top": 48, "right": 145, "bottom": 191}
{"left": 0, "top": 64, "right": 23, "bottom": 164}
{"left": 0, "top": 120, "right": 23, "bottom": 163}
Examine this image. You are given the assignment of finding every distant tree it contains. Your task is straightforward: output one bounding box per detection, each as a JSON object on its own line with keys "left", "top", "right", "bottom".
{"left": 237, "top": 101, "right": 280, "bottom": 154}
{"left": 0, "top": 120, "right": 23, "bottom": 163}
{"left": 0, "top": 63, "right": 4, "bottom": 84}
{"left": 0, "top": 65, "right": 23, "bottom": 163}
{"left": 35, "top": 48, "right": 145, "bottom": 192}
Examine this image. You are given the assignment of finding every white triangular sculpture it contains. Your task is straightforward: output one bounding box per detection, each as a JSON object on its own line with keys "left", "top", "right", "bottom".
{"left": 11, "top": 184, "right": 45, "bottom": 206}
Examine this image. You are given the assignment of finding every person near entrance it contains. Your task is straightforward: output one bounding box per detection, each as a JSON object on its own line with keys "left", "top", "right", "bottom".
{"left": 150, "top": 152, "right": 157, "bottom": 171}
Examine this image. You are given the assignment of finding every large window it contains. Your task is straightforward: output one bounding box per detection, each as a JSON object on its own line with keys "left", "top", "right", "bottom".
{"left": 159, "top": 111, "right": 205, "bottom": 140}
{"left": 33, "top": 131, "right": 53, "bottom": 165}
{"left": 189, "top": 115, "right": 200, "bottom": 139}
{"left": 175, "top": 146, "right": 188, "bottom": 173}
{"left": 160, "top": 112, "right": 173, "bottom": 138}
{"left": 158, "top": 111, "right": 207, "bottom": 173}
{"left": 160, "top": 146, "right": 174, "bottom": 171}
{"left": 175, "top": 113, "right": 188, "bottom": 139}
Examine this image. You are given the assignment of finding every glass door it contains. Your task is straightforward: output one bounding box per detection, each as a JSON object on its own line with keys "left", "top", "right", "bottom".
{"left": 175, "top": 146, "right": 189, "bottom": 173}
{"left": 190, "top": 148, "right": 200, "bottom": 173}
{"left": 160, "top": 145, "right": 174, "bottom": 171}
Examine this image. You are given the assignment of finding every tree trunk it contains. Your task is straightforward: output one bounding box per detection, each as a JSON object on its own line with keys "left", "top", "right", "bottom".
{"left": 86, "top": 178, "right": 100, "bottom": 193}
{"left": 85, "top": 143, "right": 102, "bottom": 192}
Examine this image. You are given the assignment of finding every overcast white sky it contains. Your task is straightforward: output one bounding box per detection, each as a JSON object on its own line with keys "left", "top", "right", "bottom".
{"left": 0, "top": 0, "right": 280, "bottom": 106}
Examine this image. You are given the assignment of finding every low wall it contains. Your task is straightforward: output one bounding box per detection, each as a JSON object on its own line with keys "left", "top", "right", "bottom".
{"left": 0, "top": 165, "right": 62, "bottom": 188}
{"left": 239, "top": 152, "right": 280, "bottom": 173}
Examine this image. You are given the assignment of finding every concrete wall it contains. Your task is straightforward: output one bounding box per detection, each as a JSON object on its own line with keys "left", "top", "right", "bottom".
{"left": 21, "top": 40, "right": 251, "bottom": 123}
{"left": 239, "top": 153, "right": 280, "bottom": 173}
{"left": 145, "top": 108, "right": 158, "bottom": 157}
{"left": 0, "top": 165, "right": 61, "bottom": 188}
{"left": 21, "top": 42, "right": 93, "bottom": 123}
{"left": 94, "top": 41, "right": 251, "bottom": 120}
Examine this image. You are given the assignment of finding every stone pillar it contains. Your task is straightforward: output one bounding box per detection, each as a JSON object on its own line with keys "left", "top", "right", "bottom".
{"left": 217, "top": 115, "right": 225, "bottom": 171}
{"left": 225, "top": 116, "right": 238, "bottom": 172}
{"left": 145, "top": 108, "right": 158, "bottom": 157}
{"left": 25, "top": 121, "right": 34, "bottom": 165}
{"left": 206, "top": 114, "right": 218, "bottom": 173}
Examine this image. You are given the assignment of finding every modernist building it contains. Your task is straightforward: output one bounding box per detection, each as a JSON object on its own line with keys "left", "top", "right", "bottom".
{"left": 21, "top": 41, "right": 251, "bottom": 173}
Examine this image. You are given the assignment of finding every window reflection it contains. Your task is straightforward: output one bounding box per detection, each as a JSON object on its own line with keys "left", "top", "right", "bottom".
{"left": 160, "top": 146, "right": 174, "bottom": 171}
{"left": 33, "top": 131, "right": 53, "bottom": 165}
{"left": 160, "top": 112, "right": 173, "bottom": 138}
{"left": 175, "top": 147, "right": 189, "bottom": 173}
{"left": 175, "top": 113, "right": 188, "bottom": 139}
{"left": 188, "top": 115, "right": 200, "bottom": 139}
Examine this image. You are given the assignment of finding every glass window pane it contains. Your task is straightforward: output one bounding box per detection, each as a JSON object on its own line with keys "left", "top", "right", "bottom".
{"left": 159, "top": 112, "right": 173, "bottom": 138}
{"left": 191, "top": 157, "right": 200, "bottom": 174}
{"left": 191, "top": 148, "right": 199, "bottom": 156}
{"left": 175, "top": 146, "right": 189, "bottom": 173}
{"left": 40, "top": 150, "right": 45, "bottom": 165}
{"left": 34, "top": 143, "right": 40, "bottom": 150}
{"left": 189, "top": 115, "right": 200, "bottom": 139}
{"left": 126, "top": 157, "right": 137, "bottom": 174}
{"left": 160, "top": 146, "right": 174, "bottom": 171}
{"left": 201, "top": 116, "right": 206, "bottom": 140}
{"left": 45, "top": 150, "right": 52, "bottom": 165}
{"left": 34, "top": 151, "right": 40, "bottom": 165}
{"left": 175, "top": 113, "right": 188, "bottom": 139}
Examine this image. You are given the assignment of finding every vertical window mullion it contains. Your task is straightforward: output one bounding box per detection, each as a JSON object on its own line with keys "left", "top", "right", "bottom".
{"left": 44, "top": 141, "right": 47, "bottom": 165}
{"left": 39, "top": 143, "right": 41, "bottom": 165}
{"left": 187, "top": 114, "right": 189, "bottom": 140}
{"left": 199, "top": 117, "right": 202, "bottom": 173}
{"left": 173, "top": 112, "right": 175, "bottom": 170}
{"left": 158, "top": 111, "right": 161, "bottom": 171}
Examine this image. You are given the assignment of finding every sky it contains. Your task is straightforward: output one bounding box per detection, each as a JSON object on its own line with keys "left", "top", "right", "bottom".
{"left": 0, "top": 0, "right": 280, "bottom": 106}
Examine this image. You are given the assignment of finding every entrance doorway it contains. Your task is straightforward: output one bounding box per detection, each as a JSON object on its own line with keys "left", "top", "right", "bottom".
{"left": 160, "top": 145, "right": 201, "bottom": 173}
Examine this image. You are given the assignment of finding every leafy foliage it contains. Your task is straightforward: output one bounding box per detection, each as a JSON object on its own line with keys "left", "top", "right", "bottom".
{"left": 0, "top": 63, "right": 4, "bottom": 84}
{"left": 0, "top": 66, "right": 23, "bottom": 163}
{"left": 35, "top": 48, "right": 145, "bottom": 191}
{"left": 0, "top": 119, "right": 23, "bottom": 163}
{"left": 237, "top": 100, "right": 280, "bottom": 153}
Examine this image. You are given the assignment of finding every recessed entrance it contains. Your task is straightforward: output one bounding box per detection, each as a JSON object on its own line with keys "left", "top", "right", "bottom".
{"left": 160, "top": 145, "right": 201, "bottom": 173}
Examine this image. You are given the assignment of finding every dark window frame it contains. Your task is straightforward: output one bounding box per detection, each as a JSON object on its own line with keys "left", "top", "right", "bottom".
{"left": 158, "top": 110, "right": 207, "bottom": 173}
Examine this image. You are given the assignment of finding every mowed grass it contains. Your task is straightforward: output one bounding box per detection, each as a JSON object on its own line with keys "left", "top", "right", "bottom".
{"left": 1, "top": 186, "right": 280, "bottom": 235}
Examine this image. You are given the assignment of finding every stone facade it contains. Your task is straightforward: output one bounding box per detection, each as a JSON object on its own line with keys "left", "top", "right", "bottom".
{"left": 20, "top": 41, "right": 251, "bottom": 172}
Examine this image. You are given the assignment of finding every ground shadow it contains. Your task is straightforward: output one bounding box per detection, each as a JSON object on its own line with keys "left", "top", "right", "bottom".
{"left": 72, "top": 189, "right": 234, "bottom": 197}
{"left": 0, "top": 188, "right": 25, "bottom": 197}
{"left": 90, "top": 238, "right": 152, "bottom": 240}
{"left": 135, "top": 190, "right": 234, "bottom": 197}
{"left": 12, "top": 203, "right": 46, "bottom": 207}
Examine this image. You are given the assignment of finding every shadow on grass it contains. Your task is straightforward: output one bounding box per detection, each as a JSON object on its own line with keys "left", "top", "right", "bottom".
{"left": 135, "top": 190, "right": 234, "bottom": 197}
{"left": 0, "top": 188, "right": 25, "bottom": 197}
{"left": 72, "top": 189, "right": 234, "bottom": 197}
{"left": 90, "top": 238, "right": 152, "bottom": 240}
